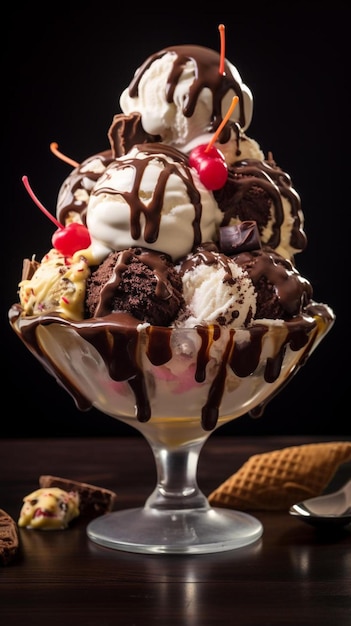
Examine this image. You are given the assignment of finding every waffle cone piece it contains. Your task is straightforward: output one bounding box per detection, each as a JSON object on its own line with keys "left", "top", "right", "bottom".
{"left": 208, "top": 442, "right": 351, "bottom": 511}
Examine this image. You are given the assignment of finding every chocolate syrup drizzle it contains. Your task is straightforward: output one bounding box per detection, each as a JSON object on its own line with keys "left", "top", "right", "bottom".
{"left": 9, "top": 302, "right": 334, "bottom": 431}
{"left": 127, "top": 45, "right": 248, "bottom": 139}
{"left": 91, "top": 143, "right": 204, "bottom": 250}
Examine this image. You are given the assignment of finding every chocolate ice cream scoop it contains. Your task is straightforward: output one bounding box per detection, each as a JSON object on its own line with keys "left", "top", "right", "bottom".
{"left": 85, "top": 247, "right": 185, "bottom": 326}
{"left": 215, "top": 157, "right": 307, "bottom": 260}
{"left": 233, "top": 247, "right": 313, "bottom": 319}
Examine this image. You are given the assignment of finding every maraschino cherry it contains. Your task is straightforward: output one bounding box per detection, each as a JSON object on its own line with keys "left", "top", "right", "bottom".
{"left": 188, "top": 24, "right": 238, "bottom": 191}
{"left": 22, "top": 175, "right": 91, "bottom": 256}
{"left": 189, "top": 95, "right": 239, "bottom": 190}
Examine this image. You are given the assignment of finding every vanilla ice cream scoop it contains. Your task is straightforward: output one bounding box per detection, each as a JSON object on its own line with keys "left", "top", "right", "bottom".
{"left": 120, "top": 45, "right": 253, "bottom": 155}
{"left": 84, "top": 143, "right": 223, "bottom": 264}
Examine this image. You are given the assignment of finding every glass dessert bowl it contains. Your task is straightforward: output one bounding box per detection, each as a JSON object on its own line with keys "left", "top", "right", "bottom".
{"left": 9, "top": 302, "right": 335, "bottom": 554}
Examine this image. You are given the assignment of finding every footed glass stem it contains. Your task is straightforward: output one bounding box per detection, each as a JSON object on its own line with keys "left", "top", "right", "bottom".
{"left": 87, "top": 435, "right": 263, "bottom": 554}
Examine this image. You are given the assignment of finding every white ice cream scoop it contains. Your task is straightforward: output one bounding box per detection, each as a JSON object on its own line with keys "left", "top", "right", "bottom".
{"left": 120, "top": 46, "right": 254, "bottom": 153}
{"left": 85, "top": 144, "right": 222, "bottom": 264}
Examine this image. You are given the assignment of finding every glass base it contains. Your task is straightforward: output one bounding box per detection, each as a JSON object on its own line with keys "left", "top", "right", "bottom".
{"left": 87, "top": 506, "right": 263, "bottom": 554}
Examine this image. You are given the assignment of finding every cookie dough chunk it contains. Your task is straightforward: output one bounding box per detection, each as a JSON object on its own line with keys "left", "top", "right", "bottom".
{"left": 18, "top": 487, "right": 80, "bottom": 530}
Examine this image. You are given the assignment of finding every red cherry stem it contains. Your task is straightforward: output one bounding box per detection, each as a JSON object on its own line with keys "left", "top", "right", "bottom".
{"left": 22, "top": 175, "right": 63, "bottom": 230}
{"left": 205, "top": 96, "right": 239, "bottom": 153}
{"left": 50, "top": 142, "right": 79, "bottom": 167}
{"left": 218, "top": 24, "right": 225, "bottom": 75}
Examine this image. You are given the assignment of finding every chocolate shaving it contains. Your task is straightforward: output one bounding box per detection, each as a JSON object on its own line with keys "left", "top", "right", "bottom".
{"left": 108, "top": 112, "right": 160, "bottom": 158}
{"left": 21, "top": 257, "right": 40, "bottom": 282}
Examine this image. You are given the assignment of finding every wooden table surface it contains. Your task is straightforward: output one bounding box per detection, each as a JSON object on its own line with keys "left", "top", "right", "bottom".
{"left": 1, "top": 435, "right": 350, "bottom": 625}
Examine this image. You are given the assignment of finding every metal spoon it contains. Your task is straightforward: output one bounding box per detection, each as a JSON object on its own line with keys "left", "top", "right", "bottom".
{"left": 289, "top": 478, "right": 351, "bottom": 527}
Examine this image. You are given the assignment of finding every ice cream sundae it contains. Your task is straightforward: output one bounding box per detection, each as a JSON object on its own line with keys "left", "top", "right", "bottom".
{"left": 8, "top": 25, "right": 335, "bottom": 553}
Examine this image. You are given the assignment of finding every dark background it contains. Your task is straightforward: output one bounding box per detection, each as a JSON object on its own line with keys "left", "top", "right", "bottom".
{"left": 5, "top": 4, "right": 348, "bottom": 437}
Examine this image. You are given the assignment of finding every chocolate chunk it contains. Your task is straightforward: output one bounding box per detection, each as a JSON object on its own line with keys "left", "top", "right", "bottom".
{"left": 21, "top": 257, "right": 40, "bottom": 281}
{"left": 0, "top": 509, "right": 20, "bottom": 565}
{"left": 39, "top": 475, "right": 117, "bottom": 517}
{"left": 219, "top": 221, "right": 262, "bottom": 255}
